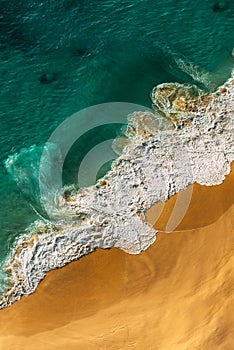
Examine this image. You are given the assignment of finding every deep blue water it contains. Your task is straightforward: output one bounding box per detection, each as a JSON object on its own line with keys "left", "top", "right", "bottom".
{"left": 0, "top": 0, "right": 234, "bottom": 291}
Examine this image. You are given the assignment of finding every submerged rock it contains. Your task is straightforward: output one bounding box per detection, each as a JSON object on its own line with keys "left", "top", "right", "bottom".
{"left": 39, "top": 72, "right": 57, "bottom": 84}
{"left": 212, "top": 1, "right": 230, "bottom": 12}
{"left": 72, "top": 47, "right": 92, "bottom": 58}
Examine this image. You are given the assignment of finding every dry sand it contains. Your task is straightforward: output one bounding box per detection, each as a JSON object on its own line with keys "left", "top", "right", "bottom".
{"left": 0, "top": 163, "right": 233, "bottom": 350}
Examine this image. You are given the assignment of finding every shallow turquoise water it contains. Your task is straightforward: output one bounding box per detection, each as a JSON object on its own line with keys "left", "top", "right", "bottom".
{"left": 0, "top": 0, "right": 234, "bottom": 291}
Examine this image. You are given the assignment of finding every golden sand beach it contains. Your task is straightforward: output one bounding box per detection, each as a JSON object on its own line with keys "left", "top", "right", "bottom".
{"left": 0, "top": 163, "right": 233, "bottom": 350}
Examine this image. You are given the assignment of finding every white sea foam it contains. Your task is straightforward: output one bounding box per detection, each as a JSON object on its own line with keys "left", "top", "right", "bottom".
{"left": 0, "top": 70, "right": 233, "bottom": 309}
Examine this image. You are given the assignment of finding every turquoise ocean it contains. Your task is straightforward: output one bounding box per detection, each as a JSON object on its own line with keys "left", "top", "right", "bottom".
{"left": 0, "top": 0, "right": 234, "bottom": 294}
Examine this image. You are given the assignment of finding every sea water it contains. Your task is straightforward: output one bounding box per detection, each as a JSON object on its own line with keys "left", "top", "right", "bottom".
{"left": 0, "top": 0, "right": 233, "bottom": 293}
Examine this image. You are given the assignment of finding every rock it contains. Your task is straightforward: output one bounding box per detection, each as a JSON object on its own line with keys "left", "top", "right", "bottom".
{"left": 72, "top": 48, "right": 91, "bottom": 57}
{"left": 212, "top": 1, "right": 230, "bottom": 12}
{"left": 39, "top": 72, "right": 57, "bottom": 84}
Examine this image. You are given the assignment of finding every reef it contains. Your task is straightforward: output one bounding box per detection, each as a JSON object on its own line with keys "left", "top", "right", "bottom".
{"left": 212, "top": 1, "right": 230, "bottom": 13}
{"left": 39, "top": 72, "right": 57, "bottom": 84}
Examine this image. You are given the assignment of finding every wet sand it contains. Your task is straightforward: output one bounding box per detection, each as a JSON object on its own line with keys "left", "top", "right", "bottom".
{"left": 0, "top": 163, "right": 233, "bottom": 349}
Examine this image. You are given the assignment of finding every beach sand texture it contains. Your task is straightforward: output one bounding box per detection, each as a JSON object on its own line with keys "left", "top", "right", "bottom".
{"left": 0, "top": 163, "right": 233, "bottom": 350}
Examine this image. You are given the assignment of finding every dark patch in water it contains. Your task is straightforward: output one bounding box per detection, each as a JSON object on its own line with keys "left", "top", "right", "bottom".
{"left": 72, "top": 47, "right": 92, "bottom": 57}
{"left": 212, "top": 1, "right": 230, "bottom": 12}
{"left": 39, "top": 73, "right": 57, "bottom": 84}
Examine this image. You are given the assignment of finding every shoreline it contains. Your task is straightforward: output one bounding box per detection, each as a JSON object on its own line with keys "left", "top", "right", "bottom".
{"left": 0, "top": 170, "right": 233, "bottom": 349}
{"left": 148, "top": 162, "right": 234, "bottom": 232}
{"left": 0, "top": 69, "right": 233, "bottom": 310}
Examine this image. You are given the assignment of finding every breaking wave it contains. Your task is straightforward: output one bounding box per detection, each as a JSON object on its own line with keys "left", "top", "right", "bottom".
{"left": 1, "top": 68, "right": 233, "bottom": 309}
